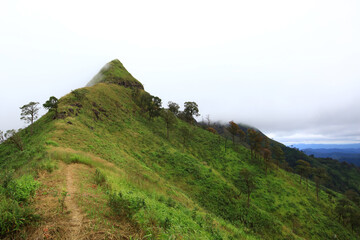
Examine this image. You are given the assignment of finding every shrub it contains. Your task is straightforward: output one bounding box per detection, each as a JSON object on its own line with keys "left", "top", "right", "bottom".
{"left": 6, "top": 175, "right": 39, "bottom": 203}
{"left": 45, "top": 140, "right": 59, "bottom": 147}
{"left": 0, "top": 169, "right": 14, "bottom": 189}
{"left": 71, "top": 89, "right": 89, "bottom": 100}
{"left": 0, "top": 197, "right": 38, "bottom": 236}
{"left": 94, "top": 169, "right": 106, "bottom": 185}
{"left": 108, "top": 192, "right": 146, "bottom": 219}
{"left": 38, "top": 159, "right": 58, "bottom": 173}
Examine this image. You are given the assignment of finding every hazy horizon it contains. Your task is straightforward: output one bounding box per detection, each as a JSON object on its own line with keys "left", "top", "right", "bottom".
{"left": 1, "top": 0, "right": 359, "bottom": 145}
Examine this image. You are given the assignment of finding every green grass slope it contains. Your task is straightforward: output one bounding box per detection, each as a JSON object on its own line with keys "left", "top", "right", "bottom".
{"left": 1, "top": 69, "right": 359, "bottom": 239}
{"left": 86, "top": 59, "right": 144, "bottom": 89}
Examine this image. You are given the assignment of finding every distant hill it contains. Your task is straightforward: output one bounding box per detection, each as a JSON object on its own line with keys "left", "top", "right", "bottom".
{"left": 292, "top": 143, "right": 360, "bottom": 149}
{"left": 292, "top": 143, "right": 360, "bottom": 166}
{"left": 301, "top": 148, "right": 360, "bottom": 166}
{"left": 0, "top": 60, "right": 359, "bottom": 239}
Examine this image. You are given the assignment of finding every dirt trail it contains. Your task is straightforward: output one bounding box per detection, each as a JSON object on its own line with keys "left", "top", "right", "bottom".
{"left": 65, "top": 164, "right": 84, "bottom": 239}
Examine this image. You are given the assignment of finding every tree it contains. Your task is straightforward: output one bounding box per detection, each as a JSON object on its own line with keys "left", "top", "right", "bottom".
{"left": 139, "top": 92, "right": 152, "bottom": 111}
{"left": 349, "top": 208, "right": 360, "bottom": 232}
{"left": 238, "top": 128, "right": 245, "bottom": 143}
{"left": 226, "top": 121, "right": 241, "bottom": 145}
{"left": 263, "top": 148, "right": 272, "bottom": 175}
{"left": 43, "top": 96, "right": 59, "bottom": 117}
{"left": 148, "top": 96, "right": 162, "bottom": 119}
{"left": 168, "top": 101, "right": 180, "bottom": 115}
{"left": 161, "top": 109, "right": 177, "bottom": 139}
{"left": 20, "top": 101, "right": 40, "bottom": 135}
{"left": 71, "top": 89, "right": 88, "bottom": 100}
{"left": 0, "top": 130, "right": 4, "bottom": 144}
{"left": 180, "top": 126, "right": 191, "bottom": 145}
{"left": 335, "top": 197, "right": 360, "bottom": 232}
{"left": 239, "top": 168, "right": 256, "bottom": 208}
{"left": 313, "top": 167, "right": 327, "bottom": 200}
{"left": 183, "top": 101, "right": 200, "bottom": 124}
{"left": 335, "top": 198, "right": 354, "bottom": 226}
{"left": 207, "top": 127, "right": 217, "bottom": 134}
{"left": 223, "top": 128, "right": 232, "bottom": 155}
{"left": 345, "top": 189, "right": 360, "bottom": 206}
{"left": 272, "top": 145, "right": 285, "bottom": 169}
{"left": 5, "top": 129, "right": 23, "bottom": 151}
{"left": 247, "top": 129, "right": 263, "bottom": 161}
{"left": 296, "top": 160, "right": 311, "bottom": 186}
{"left": 205, "top": 114, "right": 211, "bottom": 127}
{"left": 139, "top": 93, "right": 162, "bottom": 119}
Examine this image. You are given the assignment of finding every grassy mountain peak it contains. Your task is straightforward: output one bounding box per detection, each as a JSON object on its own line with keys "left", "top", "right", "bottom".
{"left": 86, "top": 59, "right": 144, "bottom": 89}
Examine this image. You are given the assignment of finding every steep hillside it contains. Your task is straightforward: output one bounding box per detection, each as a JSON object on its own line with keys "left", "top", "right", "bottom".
{"left": 86, "top": 59, "right": 144, "bottom": 89}
{"left": 1, "top": 60, "right": 359, "bottom": 239}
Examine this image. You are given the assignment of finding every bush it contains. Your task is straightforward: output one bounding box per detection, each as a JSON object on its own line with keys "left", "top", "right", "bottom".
{"left": 0, "top": 197, "right": 38, "bottom": 237}
{"left": 241, "top": 206, "right": 281, "bottom": 236}
{"left": 108, "top": 192, "right": 146, "bottom": 219}
{"left": 94, "top": 169, "right": 106, "bottom": 185}
{"left": 38, "top": 159, "right": 58, "bottom": 173}
{"left": 45, "top": 140, "right": 59, "bottom": 147}
{"left": 67, "top": 154, "right": 92, "bottom": 166}
{"left": 71, "top": 89, "right": 89, "bottom": 100}
{"left": 6, "top": 175, "right": 39, "bottom": 203}
{"left": 0, "top": 169, "right": 14, "bottom": 189}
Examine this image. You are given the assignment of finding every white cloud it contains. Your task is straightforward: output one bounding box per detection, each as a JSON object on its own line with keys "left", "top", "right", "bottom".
{"left": 0, "top": 0, "right": 359, "bottom": 144}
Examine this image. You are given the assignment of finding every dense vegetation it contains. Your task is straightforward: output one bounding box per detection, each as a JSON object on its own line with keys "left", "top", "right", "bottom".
{"left": 0, "top": 60, "right": 359, "bottom": 239}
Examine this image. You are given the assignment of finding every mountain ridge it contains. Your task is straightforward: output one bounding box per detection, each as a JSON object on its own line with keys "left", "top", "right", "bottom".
{"left": 0, "top": 60, "right": 359, "bottom": 239}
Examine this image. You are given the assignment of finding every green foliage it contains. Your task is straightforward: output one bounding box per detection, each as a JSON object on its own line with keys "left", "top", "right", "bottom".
{"left": 168, "top": 101, "right": 180, "bottom": 115}
{"left": 0, "top": 197, "right": 38, "bottom": 237}
{"left": 0, "top": 174, "right": 39, "bottom": 237}
{"left": 71, "top": 88, "right": 89, "bottom": 100}
{"left": 37, "top": 158, "right": 58, "bottom": 173}
{"left": 183, "top": 101, "right": 200, "bottom": 124}
{"left": 108, "top": 192, "right": 146, "bottom": 219}
{"left": 0, "top": 130, "right": 4, "bottom": 144}
{"left": 45, "top": 139, "right": 59, "bottom": 147}
{"left": 43, "top": 96, "right": 58, "bottom": 117}
{"left": 57, "top": 153, "right": 92, "bottom": 166}
{"left": 94, "top": 168, "right": 106, "bottom": 185}
{"left": 148, "top": 96, "right": 162, "bottom": 119}
{"left": 43, "top": 96, "right": 58, "bottom": 110}
{"left": 4, "top": 129, "right": 24, "bottom": 151}
{"left": 161, "top": 109, "right": 177, "bottom": 139}
{"left": 0, "top": 169, "right": 15, "bottom": 189}
{"left": 6, "top": 175, "right": 39, "bottom": 203}
{"left": 58, "top": 190, "right": 68, "bottom": 213}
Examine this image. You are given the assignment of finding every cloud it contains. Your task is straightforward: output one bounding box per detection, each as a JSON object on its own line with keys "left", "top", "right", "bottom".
{"left": 0, "top": 0, "right": 359, "bottom": 145}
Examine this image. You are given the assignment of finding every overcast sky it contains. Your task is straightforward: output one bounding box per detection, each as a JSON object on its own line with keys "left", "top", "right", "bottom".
{"left": 1, "top": 0, "right": 359, "bottom": 145}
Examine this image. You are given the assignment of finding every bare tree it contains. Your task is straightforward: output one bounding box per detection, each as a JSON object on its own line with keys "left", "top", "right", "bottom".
{"left": 20, "top": 102, "right": 40, "bottom": 135}
{"left": 205, "top": 114, "right": 211, "bottom": 127}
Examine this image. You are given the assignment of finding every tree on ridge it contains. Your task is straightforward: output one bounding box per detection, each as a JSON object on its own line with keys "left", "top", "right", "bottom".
{"left": 20, "top": 101, "right": 40, "bottom": 135}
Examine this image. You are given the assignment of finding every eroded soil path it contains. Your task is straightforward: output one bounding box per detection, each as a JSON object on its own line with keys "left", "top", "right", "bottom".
{"left": 23, "top": 162, "right": 88, "bottom": 240}
{"left": 14, "top": 155, "right": 140, "bottom": 240}
{"left": 64, "top": 164, "right": 84, "bottom": 239}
